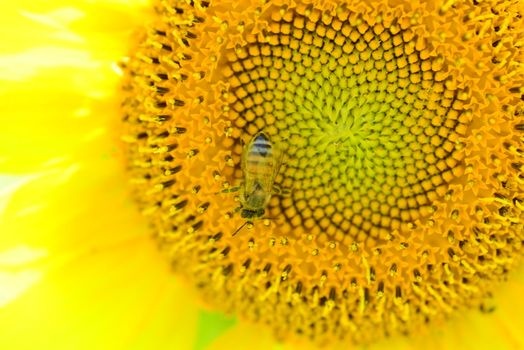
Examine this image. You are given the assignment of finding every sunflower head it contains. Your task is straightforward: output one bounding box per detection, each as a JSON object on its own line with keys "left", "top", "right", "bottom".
{"left": 120, "top": 0, "right": 523, "bottom": 345}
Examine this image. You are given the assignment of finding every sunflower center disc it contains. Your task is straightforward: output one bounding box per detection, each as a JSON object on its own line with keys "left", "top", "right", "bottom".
{"left": 223, "top": 7, "right": 465, "bottom": 243}
{"left": 121, "top": 0, "right": 524, "bottom": 345}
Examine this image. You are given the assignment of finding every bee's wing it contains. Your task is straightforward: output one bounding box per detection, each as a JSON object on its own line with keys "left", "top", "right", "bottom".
{"left": 240, "top": 135, "right": 252, "bottom": 174}
{"left": 272, "top": 137, "right": 285, "bottom": 177}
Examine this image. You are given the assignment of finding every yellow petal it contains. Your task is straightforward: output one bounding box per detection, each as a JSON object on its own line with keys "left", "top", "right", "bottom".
{"left": 207, "top": 322, "right": 278, "bottom": 350}
{"left": 0, "top": 0, "right": 147, "bottom": 173}
{"left": 0, "top": 157, "right": 132, "bottom": 252}
{"left": 1, "top": 0, "right": 201, "bottom": 349}
{"left": 0, "top": 159, "right": 200, "bottom": 349}
{"left": 0, "top": 236, "right": 199, "bottom": 350}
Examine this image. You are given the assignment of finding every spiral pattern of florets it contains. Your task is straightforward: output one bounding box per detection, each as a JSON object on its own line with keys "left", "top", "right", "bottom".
{"left": 121, "top": 0, "right": 524, "bottom": 345}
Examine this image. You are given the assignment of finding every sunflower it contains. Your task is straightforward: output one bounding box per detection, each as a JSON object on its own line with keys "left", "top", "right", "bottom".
{"left": 1, "top": 0, "right": 524, "bottom": 349}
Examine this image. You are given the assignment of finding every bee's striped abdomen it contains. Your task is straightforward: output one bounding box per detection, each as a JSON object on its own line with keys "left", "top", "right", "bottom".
{"left": 244, "top": 132, "right": 276, "bottom": 177}
{"left": 251, "top": 133, "right": 272, "bottom": 156}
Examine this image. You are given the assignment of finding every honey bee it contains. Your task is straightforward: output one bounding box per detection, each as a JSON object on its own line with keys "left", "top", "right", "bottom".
{"left": 225, "top": 132, "right": 284, "bottom": 235}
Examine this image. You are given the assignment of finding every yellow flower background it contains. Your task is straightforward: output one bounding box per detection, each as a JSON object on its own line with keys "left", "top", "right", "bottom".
{"left": 0, "top": 0, "right": 523, "bottom": 349}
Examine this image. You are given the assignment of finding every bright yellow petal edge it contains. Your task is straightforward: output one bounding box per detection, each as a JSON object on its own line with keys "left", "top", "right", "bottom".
{"left": 0, "top": 1, "right": 523, "bottom": 350}
{"left": 0, "top": 1, "right": 199, "bottom": 349}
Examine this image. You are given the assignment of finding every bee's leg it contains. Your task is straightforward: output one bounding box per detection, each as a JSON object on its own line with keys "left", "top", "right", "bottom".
{"left": 224, "top": 206, "right": 242, "bottom": 222}
{"left": 281, "top": 187, "right": 292, "bottom": 197}
{"left": 273, "top": 184, "right": 292, "bottom": 197}
{"left": 218, "top": 186, "right": 241, "bottom": 194}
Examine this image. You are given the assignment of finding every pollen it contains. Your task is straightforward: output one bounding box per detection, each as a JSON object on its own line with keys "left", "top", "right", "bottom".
{"left": 120, "top": 0, "right": 524, "bottom": 345}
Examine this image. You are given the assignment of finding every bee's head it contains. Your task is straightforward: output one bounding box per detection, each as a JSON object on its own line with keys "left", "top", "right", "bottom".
{"left": 240, "top": 208, "right": 265, "bottom": 219}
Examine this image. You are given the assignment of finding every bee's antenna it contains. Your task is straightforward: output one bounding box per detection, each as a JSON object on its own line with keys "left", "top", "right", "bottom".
{"left": 232, "top": 221, "right": 251, "bottom": 236}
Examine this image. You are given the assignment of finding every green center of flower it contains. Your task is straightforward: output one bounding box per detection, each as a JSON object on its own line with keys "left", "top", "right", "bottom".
{"left": 223, "top": 7, "right": 467, "bottom": 242}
